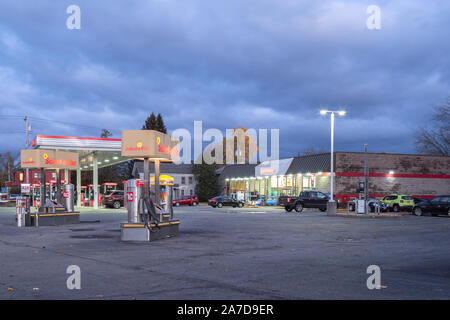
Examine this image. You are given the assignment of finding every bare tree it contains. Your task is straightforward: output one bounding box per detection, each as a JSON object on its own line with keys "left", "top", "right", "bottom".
{"left": 301, "top": 147, "right": 327, "bottom": 156}
{"left": 100, "top": 128, "right": 112, "bottom": 138}
{"left": 415, "top": 98, "right": 450, "bottom": 156}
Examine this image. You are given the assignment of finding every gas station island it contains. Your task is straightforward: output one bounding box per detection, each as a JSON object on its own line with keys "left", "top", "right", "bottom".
{"left": 20, "top": 149, "right": 80, "bottom": 226}
{"left": 120, "top": 130, "right": 180, "bottom": 242}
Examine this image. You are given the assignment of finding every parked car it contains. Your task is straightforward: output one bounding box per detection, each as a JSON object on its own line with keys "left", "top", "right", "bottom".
{"left": 412, "top": 195, "right": 450, "bottom": 216}
{"left": 348, "top": 198, "right": 389, "bottom": 213}
{"left": 208, "top": 196, "right": 244, "bottom": 208}
{"left": 103, "top": 190, "right": 124, "bottom": 209}
{"left": 173, "top": 195, "right": 199, "bottom": 206}
{"left": 380, "top": 194, "right": 414, "bottom": 212}
{"left": 413, "top": 197, "right": 428, "bottom": 205}
{"left": 284, "top": 191, "right": 329, "bottom": 213}
{"left": 256, "top": 195, "right": 277, "bottom": 206}
{"left": 265, "top": 196, "right": 277, "bottom": 206}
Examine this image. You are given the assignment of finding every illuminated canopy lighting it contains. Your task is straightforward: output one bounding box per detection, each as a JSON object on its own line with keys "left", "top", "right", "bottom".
{"left": 320, "top": 110, "right": 328, "bottom": 115}
{"left": 389, "top": 171, "right": 395, "bottom": 175}
{"left": 338, "top": 110, "right": 346, "bottom": 116}
{"left": 113, "top": 156, "right": 119, "bottom": 160}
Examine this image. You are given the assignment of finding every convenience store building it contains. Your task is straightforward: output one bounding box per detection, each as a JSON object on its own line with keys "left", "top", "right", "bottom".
{"left": 218, "top": 152, "right": 450, "bottom": 203}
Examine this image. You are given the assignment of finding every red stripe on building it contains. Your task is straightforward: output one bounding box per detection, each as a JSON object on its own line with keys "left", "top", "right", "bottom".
{"left": 335, "top": 172, "right": 450, "bottom": 179}
{"left": 334, "top": 194, "right": 436, "bottom": 200}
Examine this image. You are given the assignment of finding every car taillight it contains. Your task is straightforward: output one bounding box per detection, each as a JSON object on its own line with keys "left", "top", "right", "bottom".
{"left": 287, "top": 198, "right": 291, "bottom": 202}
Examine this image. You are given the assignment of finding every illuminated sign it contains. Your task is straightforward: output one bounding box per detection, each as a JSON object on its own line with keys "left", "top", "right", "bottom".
{"left": 121, "top": 130, "right": 180, "bottom": 161}
{"left": 125, "top": 141, "right": 149, "bottom": 152}
{"left": 260, "top": 168, "right": 276, "bottom": 175}
{"left": 21, "top": 149, "right": 79, "bottom": 169}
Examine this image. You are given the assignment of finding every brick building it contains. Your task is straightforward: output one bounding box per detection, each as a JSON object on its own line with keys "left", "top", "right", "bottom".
{"left": 218, "top": 152, "right": 450, "bottom": 203}
{"left": 6, "top": 168, "right": 71, "bottom": 190}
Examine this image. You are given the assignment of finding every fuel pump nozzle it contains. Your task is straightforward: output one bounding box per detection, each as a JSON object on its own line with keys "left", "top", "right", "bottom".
{"left": 138, "top": 196, "right": 161, "bottom": 229}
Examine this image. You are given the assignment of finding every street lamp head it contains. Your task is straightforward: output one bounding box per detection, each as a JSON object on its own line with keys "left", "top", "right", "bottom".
{"left": 338, "top": 110, "right": 346, "bottom": 116}
{"left": 320, "top": 110, "right": 328, "bottom": 115}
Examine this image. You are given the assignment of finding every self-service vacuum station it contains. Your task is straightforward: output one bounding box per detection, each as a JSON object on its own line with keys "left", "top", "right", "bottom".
{"left": 19, "top": 149, "right": 80, "bottom": 226}
{"left": 120, "top": 130, "right": 180, "bottom": 242}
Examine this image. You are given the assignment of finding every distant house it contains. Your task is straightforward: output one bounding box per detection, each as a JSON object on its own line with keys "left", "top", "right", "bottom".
{"left": 132, "top": 161, "right": 196, "bottom": 199}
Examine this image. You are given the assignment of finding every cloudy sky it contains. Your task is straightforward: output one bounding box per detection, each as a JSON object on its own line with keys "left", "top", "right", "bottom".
{"left": 0, "top": 0, "right": 449, "bottom": 160}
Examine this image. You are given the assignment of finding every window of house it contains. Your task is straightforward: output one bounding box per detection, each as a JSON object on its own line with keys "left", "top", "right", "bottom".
{"left": 188, "top": 177, "right": 193, "bottom": 184}
{"left": 190, "top": 189, "right": 193, "bottom": 195}
{"left": 181, "top": 177, "right": 186, "bottom": 184}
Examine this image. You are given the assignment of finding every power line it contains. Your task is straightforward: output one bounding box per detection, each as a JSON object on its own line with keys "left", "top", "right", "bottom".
{"left": 0, "top": 114, "right": 113, "bottom": 133}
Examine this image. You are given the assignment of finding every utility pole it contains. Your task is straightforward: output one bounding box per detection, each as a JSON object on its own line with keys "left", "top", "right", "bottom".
{"left": 364, "top": 144, "right": 368, "bottom": 214}
{"left": 24, "top": 116, "right": 29, "bottom": 184}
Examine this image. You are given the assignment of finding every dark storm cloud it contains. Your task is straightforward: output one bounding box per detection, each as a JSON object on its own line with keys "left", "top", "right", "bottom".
{"left": 0, "top": 0, "right": 449, "bottom": 158}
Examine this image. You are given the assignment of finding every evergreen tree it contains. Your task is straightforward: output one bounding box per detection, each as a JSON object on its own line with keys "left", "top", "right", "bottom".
{"left": 193, "top": 163, "right": 218, "bottom": 202}
{"left": 156, "top": 113, "right": 167, "bottom": 134}
{"left": 142, "top": 113, "right": 158, "bottom": 130}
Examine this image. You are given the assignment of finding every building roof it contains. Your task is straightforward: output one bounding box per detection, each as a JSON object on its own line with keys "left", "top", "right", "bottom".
{"left": 218, "top": 154, "right": 331, "bottom": 179}
{"left": 132, "top": 161, "right": 193, "bottom": 177}
{"left": 218, "top": 164, "right": 258, "bottom": 180}
{"left": 286, "top": 153, "right": 331, "bottom": 174}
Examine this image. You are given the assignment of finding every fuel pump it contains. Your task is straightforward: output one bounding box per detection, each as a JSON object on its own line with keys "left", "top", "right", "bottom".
{"left": 80, "top": 186, "right": 87, "bottom": 206}
{"left": 102, "top": 182, "right": 117, "bottom": 194}
{"left": 121, "top": 178, "right": 178, "bottom": 242}
{"left": 32, "top": 184, "right": 40, "bottom": 208}
{"left": 119, "top": 130, "right": 181, "bottom": 242}
{"left": 88, "top": 184, "right": 101, "bottom": 207}
{"left": 63, "top": 184, "right": 75, "bottom": 212}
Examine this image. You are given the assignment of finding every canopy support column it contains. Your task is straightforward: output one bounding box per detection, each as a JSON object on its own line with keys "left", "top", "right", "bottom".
{"left": 40, "top": 168, "right": 46, "bottom": 211}
{"left": 56, "top": 169, "right": 62, "bottom": 204}
{"left": 144, "top": 158, "right": 150, "bottom": 198}
{"left": 154, "top": 159, "right": 160, "bottom": 206}
{"left": 93, "top": 153, "right": 98, "bottom": 209}
{"left": 76, "top": 168, "right": 81, "bottom": 207}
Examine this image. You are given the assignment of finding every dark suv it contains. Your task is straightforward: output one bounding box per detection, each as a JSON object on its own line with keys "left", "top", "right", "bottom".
{"left": 103, "top": 190, "right": 124, "bottom": 209}
{"left": 412, "top": 195, "right": 450, "bottom": 216}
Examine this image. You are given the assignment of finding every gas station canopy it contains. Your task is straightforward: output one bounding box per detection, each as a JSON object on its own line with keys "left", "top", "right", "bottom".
{"left": 31, "top": 135, "right": 128, "bottom": 170}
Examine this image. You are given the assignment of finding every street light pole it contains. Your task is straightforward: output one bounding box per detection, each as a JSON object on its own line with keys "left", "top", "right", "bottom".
{"left": 330, "top": 112, "right": 335, "bottom": 202}
{"left": 320, "top": 109, "right": 346, "bottom": 215}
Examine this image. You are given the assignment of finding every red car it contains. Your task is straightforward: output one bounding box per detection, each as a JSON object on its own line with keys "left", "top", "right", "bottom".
{"left": 173, "top": 195, "right": 199, "bottom": 206}
{"left": 103, "top": 190, "right": 124, "bottom": 209}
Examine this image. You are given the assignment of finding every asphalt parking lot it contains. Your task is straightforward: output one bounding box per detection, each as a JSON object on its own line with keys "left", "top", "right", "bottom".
{"left": 0, "top": 205, "right": 449, "bottom": 300}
